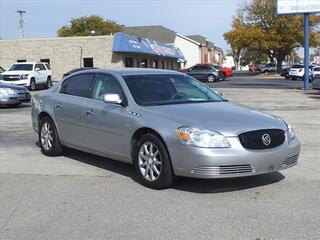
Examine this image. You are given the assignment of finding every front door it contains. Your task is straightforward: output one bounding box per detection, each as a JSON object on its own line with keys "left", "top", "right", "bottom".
{"left": 82, "top": 73, "right": 131, "bottom": 159}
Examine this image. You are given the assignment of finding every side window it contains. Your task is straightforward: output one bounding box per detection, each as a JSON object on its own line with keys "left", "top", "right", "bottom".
{"left": 60, "top": 74, "right": 95, "bottom": 98}
{"left": 35, "top": 64, "right": 46, "bottom": 71}
{"left": 39, "top": 64, "right": 46, "bottom": 70}
{"left": 92, "top": 74, "right": 124, "bottom": 101}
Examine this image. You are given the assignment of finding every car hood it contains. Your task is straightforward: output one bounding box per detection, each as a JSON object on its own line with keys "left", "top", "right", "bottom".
{"left": 2, "top": 70, "right": 31, "bottom": 75}
{"left": 141, "top": 102, "right": 286, "bottom": 136}
{"left": 0, "top": 82, "right": 28, "bottom": 90}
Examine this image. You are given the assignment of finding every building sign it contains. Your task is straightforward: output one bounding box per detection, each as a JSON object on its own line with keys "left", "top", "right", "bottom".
{"left": 277, "top": 0, "right": 320, "bottom": 15}
{"left": 113, "top": 32, "right": 185, "bottom": 59}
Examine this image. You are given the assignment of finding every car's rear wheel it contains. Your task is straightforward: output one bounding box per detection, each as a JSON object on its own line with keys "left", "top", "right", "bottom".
{"left": 29, "top": 78, "right": 36, "bottom": 91}
{"left": 134, "top": 133, "right": 174, "bottom": 189}
{"left": 46, "top": 76, "right": 52, "bottom": 89}
{"left": 39, "top": 116, "right": 63, "bottom": 156}
{"left": 207, "top": 74, "right": 216, "bottom": 83}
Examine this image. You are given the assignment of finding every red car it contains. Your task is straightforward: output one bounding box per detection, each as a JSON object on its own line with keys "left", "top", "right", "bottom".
{"left": 249, "top": 64, "right": 259, "bottom": 72}
{"left": 180, "top": 64, "right": 232, "bottom": 77}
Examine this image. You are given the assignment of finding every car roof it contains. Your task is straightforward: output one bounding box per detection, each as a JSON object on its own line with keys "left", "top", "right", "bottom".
{"left": 75, "top": 68, "right": 183, "bottom": 76}
{"left": 13, "top": 62, "right": 42, "bottom": 65}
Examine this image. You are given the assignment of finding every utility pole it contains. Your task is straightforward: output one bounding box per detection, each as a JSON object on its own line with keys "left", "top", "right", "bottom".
{"left": 17, "top": 10, "right": 26, "bottom": 39}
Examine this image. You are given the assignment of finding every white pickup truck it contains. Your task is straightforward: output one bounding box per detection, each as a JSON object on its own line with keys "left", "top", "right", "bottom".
{"left": 0, "top": 62, "right": 52, "bottom": 91}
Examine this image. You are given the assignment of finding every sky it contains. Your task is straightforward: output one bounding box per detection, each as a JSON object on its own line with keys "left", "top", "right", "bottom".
{"left": 0, "top": 0, "right": 243, "bottom": 52}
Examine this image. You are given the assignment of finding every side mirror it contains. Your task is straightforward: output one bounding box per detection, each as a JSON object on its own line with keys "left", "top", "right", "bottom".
{"left": 35, "top": 67, "right": 40, "bottom": 71}
{"left": 103, "top": 94, "right": 126, "bottom": 106}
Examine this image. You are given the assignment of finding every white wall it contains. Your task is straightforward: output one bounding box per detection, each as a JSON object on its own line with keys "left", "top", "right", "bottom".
{"left": 174, "top": 35, "right": 200, "bottom": 68}
{"left": 223, "top": 56, "right": 235, "bottom": 68}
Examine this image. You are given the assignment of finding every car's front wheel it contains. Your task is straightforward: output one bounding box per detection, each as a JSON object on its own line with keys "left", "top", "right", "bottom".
{"left": 39, "top": 116, "right": 63, "bottom": 156}
{"left": 46, "top": 76, "right": 52, "bottom": 89}
{"left": 29, "top": 78, "right": 36, "bottom": 91}
{"left": 134, "top": 133, "right": 174, "bottom": 189}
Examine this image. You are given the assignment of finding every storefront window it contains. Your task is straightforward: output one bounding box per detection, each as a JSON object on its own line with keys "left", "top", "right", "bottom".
{"left": 136, "top": 59, "right": 141, "bottom": 68}
{"left": 171, "top": 61, "right": 174, "bottom": 70}
{"left": 141, "top": 59, "right": 148, "bottom": 68}
{"left": 125, "top": 57, "right": 133, "bottom": 67}
{"left": 152, "top": 60, "right": 158, "bottom": 68}
{"left": 162, "top": 60, "right": 165, "bottom": 69}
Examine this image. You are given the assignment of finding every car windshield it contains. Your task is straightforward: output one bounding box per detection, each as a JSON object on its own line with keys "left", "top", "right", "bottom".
{"left": 123, "top": 74, "right": 224, "bottom": 106}
{"left": 9, "top": 64, "right": 33, "bottom": 71}
{"left": 313, "top": 67, "right": 320, "bottom": 71}
{"left": 292, "top": 65, "right": 304, "bottom": 68}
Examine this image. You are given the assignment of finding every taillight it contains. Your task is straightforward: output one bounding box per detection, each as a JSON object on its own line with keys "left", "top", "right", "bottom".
{"left": 299, "top": 69, "right": 303, "bottom": 72}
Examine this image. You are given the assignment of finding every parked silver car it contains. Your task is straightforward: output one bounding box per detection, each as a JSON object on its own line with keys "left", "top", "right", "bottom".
{"left": 0, "top": 82, "right": 31, "bottom": 107}
{"left": 184, "top": 64, "right": 225, "bottom": 82}
{"left": 31, "top": 69, "right": 300, "bottom": 189}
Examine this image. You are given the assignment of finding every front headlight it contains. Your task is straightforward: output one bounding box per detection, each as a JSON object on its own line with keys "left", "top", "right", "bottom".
{"left": 287, "top": 124, "right": 295, "bottom": 140}
{"left": 20, "top": 74, "right": 29, "bottom": 79}
{"left": 0, "top": 88, "right": 15, "bottom": 95}
{"left": 283, "top": 120, "right": 295, "bottom": 140}
{"left": 176, "top": 126, "right": 230, "bottom": 148}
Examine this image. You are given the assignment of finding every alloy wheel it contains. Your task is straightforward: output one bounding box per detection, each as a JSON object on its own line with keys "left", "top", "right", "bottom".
{"left": 41, "top": 121, "right": 53, "bottom": 151}
{"left": 208, "top": 75, "right": 215, "bottom": 82}
{"left": 138, "top": 142, "right": 162, "bottom": 182}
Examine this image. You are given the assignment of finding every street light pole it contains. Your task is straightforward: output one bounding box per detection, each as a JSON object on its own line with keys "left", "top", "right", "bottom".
{"left": 304, "top": 13, "right": 310, "bottom": 90}
{"left": 17, "top": 10, "right": 26, "bottom": 39}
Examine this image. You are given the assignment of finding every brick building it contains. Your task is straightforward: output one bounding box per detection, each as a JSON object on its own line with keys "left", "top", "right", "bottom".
{"left": 0, "top": 33, "right": 184, "bottom": 79}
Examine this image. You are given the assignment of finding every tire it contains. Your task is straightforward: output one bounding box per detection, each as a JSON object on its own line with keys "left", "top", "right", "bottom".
{"left": 46, "top": 76, "right": 52, "bottom": 89}
{"left": 221, "top": 72, "right": 226, "bottom": 81}
{"left": 207, "top": 74, "right": 216, "bottom": 83}
{"left": 39, "top": 116, "right": 63, "bottom": 156}
{"left": 133, "top": 133, "right": 174, "bottom": 189}
{"left": 29, "top": 78, "right": 36, "bottom": 91}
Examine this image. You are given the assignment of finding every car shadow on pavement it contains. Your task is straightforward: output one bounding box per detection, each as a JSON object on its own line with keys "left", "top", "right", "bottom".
{"left": 0, "top": 104, "right": 31, "bottom": 109}
{"left": 304, "top": 91, "right": 320, "bottom": 100}
{"left": 62, "top": 148, "right": 138, "bottom": 181}
{"left": 173, "top": 173, "right": 285, "bottom": 193}
{"left": 58, "top": 147, "right": 285, "bottom": 193}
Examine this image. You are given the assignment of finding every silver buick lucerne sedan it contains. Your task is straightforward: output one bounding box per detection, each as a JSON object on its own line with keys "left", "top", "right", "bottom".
{"left": 31, "top": 69, "right": 300, "bottom": 189}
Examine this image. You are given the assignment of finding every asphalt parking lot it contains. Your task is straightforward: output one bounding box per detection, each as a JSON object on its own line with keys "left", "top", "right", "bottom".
{"left": 0, "top": 75, "right": 319, "bottom": 240}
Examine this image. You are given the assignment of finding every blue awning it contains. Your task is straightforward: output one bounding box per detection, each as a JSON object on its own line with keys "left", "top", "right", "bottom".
{"left": 113, "top": 32, "right": 185, "bottom": 60}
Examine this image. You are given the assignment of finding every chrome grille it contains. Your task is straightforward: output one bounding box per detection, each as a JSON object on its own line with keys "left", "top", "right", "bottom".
{"left": 192, "top": 164, "right": 255, "bottom": 175}
{"left": 238, "top": 129, "right": 285, "bottom": 150}
{"left": 3, "top": 75, "right": 21, "bottom": 81}
{"left": 283, "top": 155, "right": 299, "bottom": 166}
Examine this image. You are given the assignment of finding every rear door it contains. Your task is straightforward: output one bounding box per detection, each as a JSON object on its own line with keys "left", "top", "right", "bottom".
{"left": 82, "top": 73, "right": 131, "bottom": 159}
{"left": 54, "top": 73, "right": 95, "bottom": 146}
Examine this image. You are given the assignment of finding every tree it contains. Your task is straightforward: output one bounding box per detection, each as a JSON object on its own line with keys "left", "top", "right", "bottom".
{"left": 57, "top": 15, "right": 122, "bottom": 37}
{"left": 224, "top": 0, "right": 320, "bottom": 71}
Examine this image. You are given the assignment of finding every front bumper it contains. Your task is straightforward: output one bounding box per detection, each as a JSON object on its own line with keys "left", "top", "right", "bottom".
{"left": 0, "top": 93, "right": 31, "bottom": 105}
{"left": 168, "top": 136, "right": 301, "bottom": 178}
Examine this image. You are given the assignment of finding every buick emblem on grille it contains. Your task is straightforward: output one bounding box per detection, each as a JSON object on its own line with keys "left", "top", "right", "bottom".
{"left": 262, "top": 133, "right": 271, "bottom": 146}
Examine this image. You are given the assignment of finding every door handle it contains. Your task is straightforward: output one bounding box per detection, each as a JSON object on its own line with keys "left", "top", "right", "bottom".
{"left": 55, "top": 104, "right": 63, "bottom": 109}
{"left": 86, "top": 110, "right": 95, "bottom": 116}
